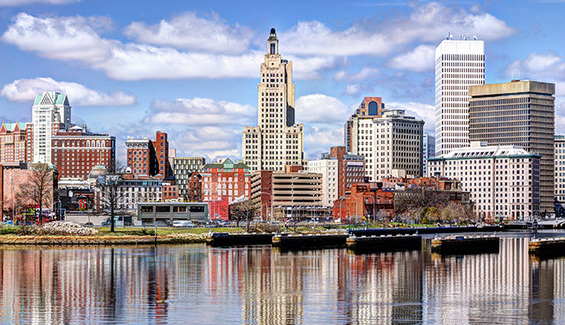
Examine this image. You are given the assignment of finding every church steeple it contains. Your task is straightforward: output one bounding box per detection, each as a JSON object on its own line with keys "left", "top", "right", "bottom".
{"left": 267, "top": 28, "right": 278, "bottom": 55}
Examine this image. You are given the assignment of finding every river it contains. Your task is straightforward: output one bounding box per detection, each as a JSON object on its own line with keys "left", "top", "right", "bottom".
{"left": 0, "top": 231, "right": 564, "bottom": 324}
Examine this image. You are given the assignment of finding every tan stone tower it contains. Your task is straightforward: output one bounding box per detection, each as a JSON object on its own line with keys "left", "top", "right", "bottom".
{"left": 242, "top": 28, "right": 304, "bottom": 171}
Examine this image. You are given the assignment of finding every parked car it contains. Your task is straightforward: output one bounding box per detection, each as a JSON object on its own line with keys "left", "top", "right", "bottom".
{"left": 172, "top": 220, "right": 195, "bottom": 228}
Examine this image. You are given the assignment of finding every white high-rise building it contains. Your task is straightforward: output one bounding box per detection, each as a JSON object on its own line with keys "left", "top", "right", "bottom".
{"left": 32, "top": 91, "right": 71, "bottom": 163}
{"left": 242, "top": 28, "right": 304, "bottom": 172}
{"left": 423, "top": 134, "right": 435, "bottom": 177}
{"left": 350, "top": 109, "right": 424, "bottom": 182}
{"left": 307, "top": 154, "right": 338, "bottom": 207}
{"left": 434, "top": 36, "right": 484, "bottom": 157}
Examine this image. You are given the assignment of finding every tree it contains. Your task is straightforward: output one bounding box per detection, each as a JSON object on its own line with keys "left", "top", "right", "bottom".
{"left": 96, "top": 163, "right": 126, "bottom": 232}
{"left": 16, "top": 163, "right": 54, "bottom": 226}
{"left": 230, "top": 200, "right": 259, "bottom": 232}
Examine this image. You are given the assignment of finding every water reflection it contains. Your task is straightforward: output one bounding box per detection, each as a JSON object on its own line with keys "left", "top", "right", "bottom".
{"left": 0, "top": 236, "right": 564, "bottom": 324}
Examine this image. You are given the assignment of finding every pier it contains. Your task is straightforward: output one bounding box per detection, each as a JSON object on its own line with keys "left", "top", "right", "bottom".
{"left": 529, "top": 237, "right": 565, "bottom": 257}
{"left": 346, "top": 234, "right": 421, "bottom": 253}
{"left": 431, "top": 235, "right": 500, "bottom": 254}
{"left": 206, "top": 233, "right": 274, "bottom": 246}
{"left": 272, "top": 234, "right": 348, "bottom": 250}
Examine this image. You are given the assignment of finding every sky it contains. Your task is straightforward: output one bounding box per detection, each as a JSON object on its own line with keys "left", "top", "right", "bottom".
{"left": 1, "top": 0, "right": 565, "bottom": 164}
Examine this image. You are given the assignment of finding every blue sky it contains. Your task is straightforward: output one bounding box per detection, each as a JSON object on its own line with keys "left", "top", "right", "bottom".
{"left": 1, "top": 0, "right": 565, "bottom": 163}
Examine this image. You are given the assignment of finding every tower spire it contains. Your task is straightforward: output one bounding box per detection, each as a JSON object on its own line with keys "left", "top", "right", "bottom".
{"left": 267, "top": 28, "right": 278, "bottom": 55}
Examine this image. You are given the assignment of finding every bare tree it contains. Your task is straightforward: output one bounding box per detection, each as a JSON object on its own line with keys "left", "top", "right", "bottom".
{"left": 17, "top": 163, "right": 54, "bottom": 226}
{"left": 96, "top": 163, "right": 125, "bottom": 232}
{"left": 230, "top": 200, "right": 260, "bottom": 232}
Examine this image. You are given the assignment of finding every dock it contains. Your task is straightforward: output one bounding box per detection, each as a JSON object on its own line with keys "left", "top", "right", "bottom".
{"left": 206, "top": 233, "right": 274, "bottom": 246}
{"left": 349, "top": 225, "right": 503, "bottom": 237}
{"left": 529, "top": 237, "right": 565, "bottom": 257}
{"left": 431, "top": 235, "right": 500, "bottom": 255}
{"left": 272, "top": 233, "right": 348, "bottom": 250}
{"left": 346, "top": 234, "right": 421, "bottom": 253}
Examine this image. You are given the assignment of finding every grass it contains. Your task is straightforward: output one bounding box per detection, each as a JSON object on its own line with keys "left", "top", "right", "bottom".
{"left": 96, "top": 227, "right": 244, "bottom": 236}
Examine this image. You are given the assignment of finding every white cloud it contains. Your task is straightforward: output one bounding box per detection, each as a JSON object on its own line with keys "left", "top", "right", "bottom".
{"left": 388, "top": 45, "right": 435, "bottom": 72}
{"left": 296, "top": 94, "right": 349, "bottom": 123}
{"left": 0, "top": 0, "right": 78, "bottom": 6}
{"left": 124, "top": 12, "right": 254, "bottom": 54}
{"left": 304, "top": 125, "right": 344, "bottom": 160}
{"left": 1, "top": 77, "right": 136, "bottom": 106}
{"left": 505, "top": 52, "right": 565, "bottom": 81}
{"left": 334, "top": 68, "right": 379, "bottom": 82}
{"left": 144, "top": 97, "right": 255, "bottom": 125}
{"left": 281, "top": 2, "right": 515, "bottom": 58}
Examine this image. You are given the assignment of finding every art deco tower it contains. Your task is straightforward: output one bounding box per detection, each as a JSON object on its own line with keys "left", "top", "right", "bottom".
{"left": 242, "top": 28, "right": 304, "bottom": 171}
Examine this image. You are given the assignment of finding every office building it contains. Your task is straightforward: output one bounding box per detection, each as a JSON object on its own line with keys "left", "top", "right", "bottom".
{"left": 350, "top": 109, "right": 424, "bottom": 181}
{"left": 172, "top": 157, "right": 206, "bottom": 200}
{"left": 428, "top": 142, "right": 541, "bottom": 221}
{"left": 345, "top": 97, "right": 386, "bottom": 153}
{"left": 435, "top": 37, "right": 485, "bottom": 156}
{"left": 0, "top": 122, "right": 32, "bottom": 163}
{"left": 423, "top": 134, "right": 435, "bottom": 177}
{"left": 126, "top": 131, "right": 170, "bottom": 179}
{"left": 242, "top": 28, "right": 304, "bottom": 171}
{"left": 469, "top": 80, "right": 555, "bottom": 213}
{"left": 555, "top": 135, "right": 565, "bottom": 203}
{"left": 32, "top": 91, "right": 72, "bottom": 163}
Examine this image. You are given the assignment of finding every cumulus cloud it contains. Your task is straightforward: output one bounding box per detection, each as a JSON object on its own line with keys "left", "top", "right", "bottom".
{"left": 388, "top": 45, "right": 435, "bottom": 72}
{"left": 296, "top": 94, "right": 350, "bottom": 124}
{"left": 1, "top": 77, "right": 136, "bottom": 106}
{"left": 334, "top": 68, "right": 379, "bottom": 82}
{"left": 505, "top": 52, "right": 565, "bottom": 81}
{"left": 144, "top": 97, "right": 255, "bottom": 125}
{"left": 1, "top": 13, "right": 335, "bottom": 81}
{"left": 304, "top": 125, "right": 345, "bottom": 160}
{"left": 0, "top": 0, "right": 78, "bottom": 6}
{"left": 281, "top": 2, "right": 515, "bottom": 57}
{"left": 124, "top": 12, "right": 254, "bottom": 54}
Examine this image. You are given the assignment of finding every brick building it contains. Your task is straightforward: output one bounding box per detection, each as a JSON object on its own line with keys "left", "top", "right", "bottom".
{"left": 172, "top": 157, "right": 206, "bottom": 200}
{"left": 0, "top": 122, "right": 32, "bottom": 164}
{"left": 333, "top": 183, "right": 394, "bottom": 223}
{"left": 200, "top": 158, "right": 251, "bottom": 219}
{"left": 52, "top": 125, "right": 115, "bottom": 180}
{"left": 126, "top": 131, "right": 170, "bottom": 179}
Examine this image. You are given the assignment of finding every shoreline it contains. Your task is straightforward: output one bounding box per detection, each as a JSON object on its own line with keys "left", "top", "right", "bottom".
{"left": 0, "top": 233, "right": 208, "bottom": 246}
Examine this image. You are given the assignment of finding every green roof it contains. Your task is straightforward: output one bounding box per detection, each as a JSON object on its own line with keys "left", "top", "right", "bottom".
{"left": 203, "top": 158, "right": 249, "bottom": 170}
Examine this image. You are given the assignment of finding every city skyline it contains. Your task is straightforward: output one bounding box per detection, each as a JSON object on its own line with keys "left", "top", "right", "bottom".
{"left": 0, "top": 1, "right": 564, "bottom": 162}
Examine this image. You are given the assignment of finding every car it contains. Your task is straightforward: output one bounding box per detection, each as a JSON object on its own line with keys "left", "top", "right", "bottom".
{"left": 172, "top": 220, "right": 195, "bottom": 228}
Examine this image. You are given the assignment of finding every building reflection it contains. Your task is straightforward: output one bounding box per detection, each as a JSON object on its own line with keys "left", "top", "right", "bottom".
{"left": 0, "top": 238, "right": 563, "bottom": 323}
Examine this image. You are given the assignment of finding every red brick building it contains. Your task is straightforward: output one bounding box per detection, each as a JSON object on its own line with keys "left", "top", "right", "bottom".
{"left": 126, "top": 131, "right": 170, "bottom": 179}
{"left": 162, "top": 184, "right": 178, "bottom": 201}
{"left": 51, "top": 126, "right": 115, "bottom": 180}
{"left": 333, "top": 183, "right": 394, "bottom": 223}
{"left": 200, "top": 158, "right": 251, "bottom": 219}
{"left": 0, "top": 122, "right": 32, "bottom": 164}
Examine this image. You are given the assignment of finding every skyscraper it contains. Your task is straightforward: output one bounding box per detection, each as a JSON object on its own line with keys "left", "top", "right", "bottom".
{"left": 469, "top": 80, "right": 555, "bottom": 214}
{"left": 344, "top": 97, "right": 385, "bottom": 153}
{"left": 242, "top": 28, "right": 304, "bottom": 172}
{"left": 32, "top": 91, "right": 71, "bottom": 163}
{"left": 434, "top": 36, "right": 484, "bottom": 157}
{"left": 423, "top": 134, "right": 435, "bottom": 176}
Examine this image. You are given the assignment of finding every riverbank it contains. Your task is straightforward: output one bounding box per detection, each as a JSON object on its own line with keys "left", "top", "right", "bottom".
{"left": 0, "top": 233, "right": 208, "bottom": 245}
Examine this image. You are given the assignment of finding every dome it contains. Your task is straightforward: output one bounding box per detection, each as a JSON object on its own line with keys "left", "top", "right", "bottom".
{"left": 88, "top": 165, "right": 109, "bottom": 179}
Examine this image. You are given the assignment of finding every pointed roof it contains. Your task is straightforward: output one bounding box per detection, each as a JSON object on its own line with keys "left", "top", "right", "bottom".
{"left": 34, "top": 91, "right": 70, "bottom": 106}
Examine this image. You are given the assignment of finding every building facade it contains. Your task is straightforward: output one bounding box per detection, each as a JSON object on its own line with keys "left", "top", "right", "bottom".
{"left": 32, "top": 92, "right": 72, "bottom": 163}
{"left": 469, "top": 80, "right": 555, "bottom": 213}
{"left": 307, "top": 155, "right": 338, "bottom": 207}
{"left": 52, "top": 126, "right": 115, "bottom": 179}
{"left": 172, "top": 157, "right": 206, "bottom": 200}
{"left": 250, "top": 170, "right": 323, "bottom": 220}
{"left": 345, "top": 97, "right": 386, "bottom": 153}
{"left": 555, "top": 135, "right": 565, "bottom": 203}
{"left": 242, "top": 28, "right": 304, "bottom": 172}
{"left": 126, "top": 131, "right": 170, "bottom": 179}
{"left": 434, "top": 37, "right": 485, "bottom": 157}
{"left": 423, "top": 134, "right": 436, "bottom": 177}
{"left": 351, "top": 109, "right": 423, "bottom": 182}
{"left": 428, "top": 142, "right": 541, "bottom": 221}
{"left": 0, "top": 122, "right": 32, "bottom": 164}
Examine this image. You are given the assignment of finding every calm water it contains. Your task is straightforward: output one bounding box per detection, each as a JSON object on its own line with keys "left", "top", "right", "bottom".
{"left": 0, "top": 232, "right": 564, "bottom": 324}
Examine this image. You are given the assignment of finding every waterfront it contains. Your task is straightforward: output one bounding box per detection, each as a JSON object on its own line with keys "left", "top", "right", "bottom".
{"left": 0, "top": 231, "right": 564, "bottom": 324}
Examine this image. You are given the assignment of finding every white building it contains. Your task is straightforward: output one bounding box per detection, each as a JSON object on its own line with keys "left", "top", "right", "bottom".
{"left": 242, "top": 28, "right": 304, "bottom": 172}
{"left": 435, "top": 37, "right": 484, "bottom": 157}
{"left": 555, "top": 135, "right": 565, "bottom": 202}
{"left": 428, "top": 142, "right": 540, "bottom": 221}
{"left": 32, "top": 91, "right": 71, "bottom": 163}
{"left": 350, "top": 109, "right": 423, "bottom": 182}
{"left": 307, "top": 155, "right": 338, "bottom": 207}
